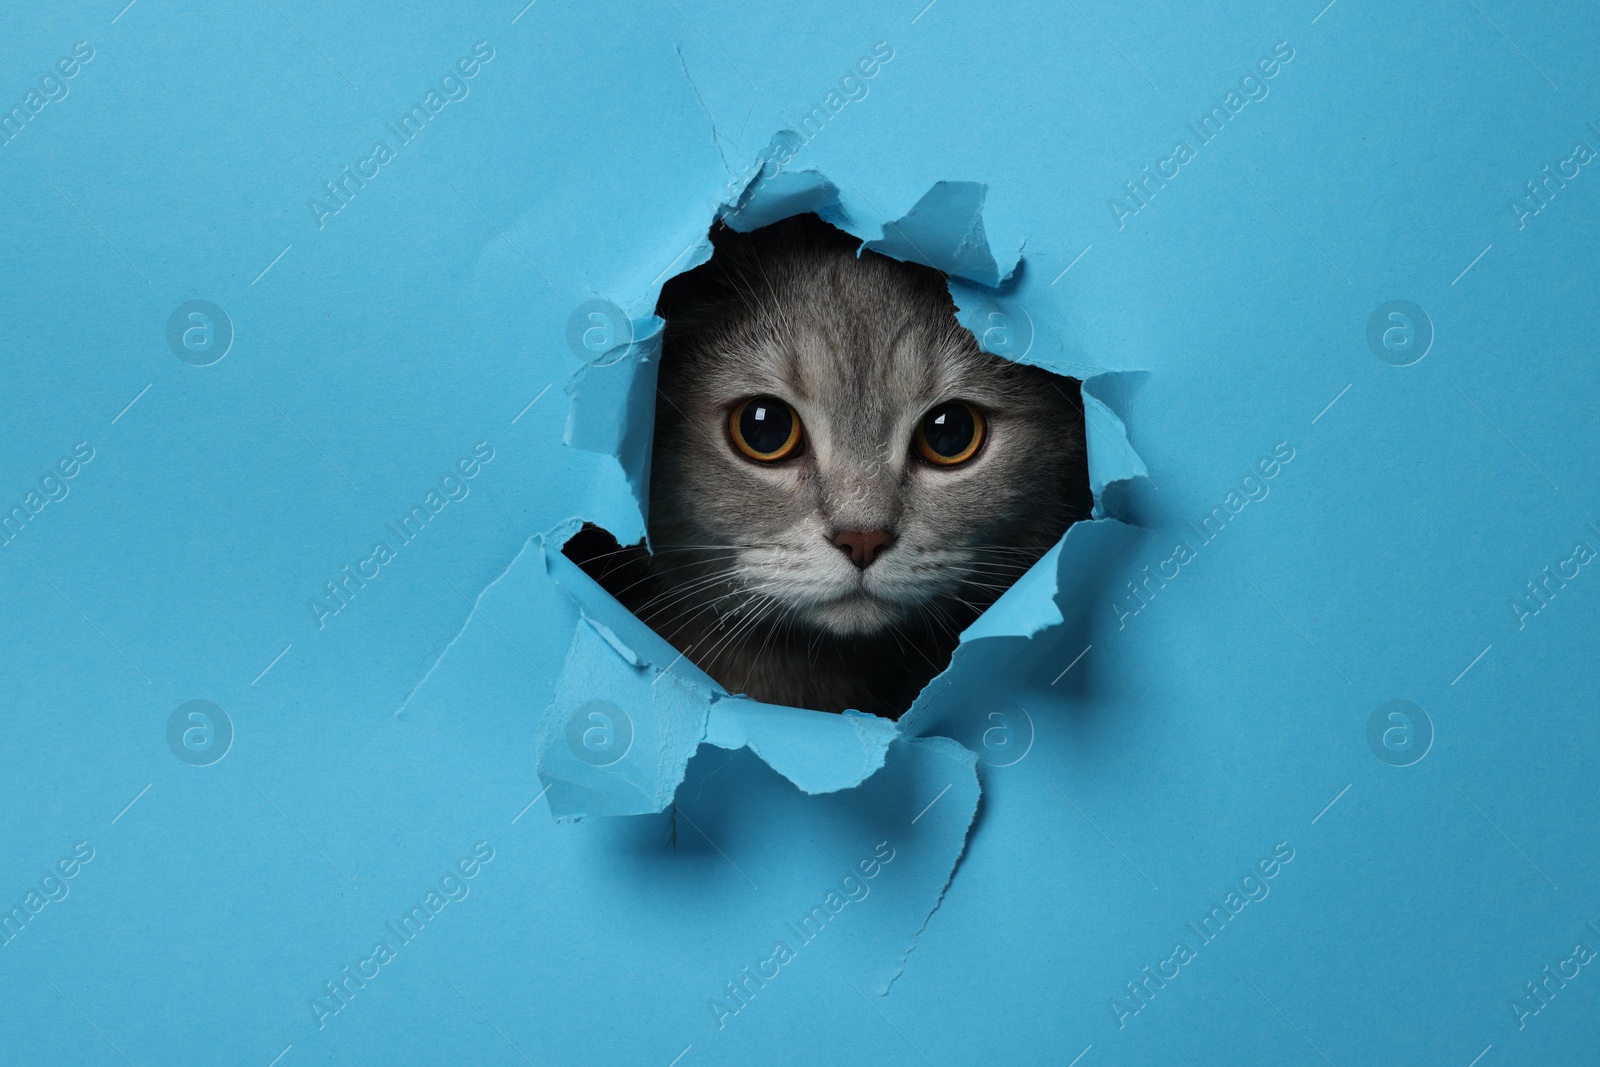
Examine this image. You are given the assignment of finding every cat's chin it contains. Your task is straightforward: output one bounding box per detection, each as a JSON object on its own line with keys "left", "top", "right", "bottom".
{"left": 802, "top": 591, "right": 909, "bottom": 636}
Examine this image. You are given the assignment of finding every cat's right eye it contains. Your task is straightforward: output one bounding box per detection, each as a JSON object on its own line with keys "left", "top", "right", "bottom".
{"left": 729, "top": 396, "right": 804, "bottom": 462}
{"left": 914, "top": 401, "right": 985, "bottom": 466}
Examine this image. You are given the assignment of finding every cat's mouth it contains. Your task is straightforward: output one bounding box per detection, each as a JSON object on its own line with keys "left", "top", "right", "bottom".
{"left": 737, "top": 542, "right": 946, "bottom": 636}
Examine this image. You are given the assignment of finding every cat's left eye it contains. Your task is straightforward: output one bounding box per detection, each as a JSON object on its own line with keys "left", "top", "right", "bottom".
{"left": 729, "top": 396, "right": 804, "bottom": 462}
{"left": 914, "top": 402, "right": 985, "bottom": 466}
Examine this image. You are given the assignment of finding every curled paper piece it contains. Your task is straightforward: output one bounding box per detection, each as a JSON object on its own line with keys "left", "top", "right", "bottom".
{"left": 561, "top": 318, "right": 665, "bottom": 546}
{"left": 534, "top": 543, "right": 722, "bottom": 820}
{"left": 722, "top": 161, "right": 844, "bottom": 232}
{"left": 705, "top": 698, "right": 900, "bottom": 795}
{"left": 1082, "top": 372, "right": 1150, "bottom": 514}
{"left": 864, "top": 181, "right": 1021, "bottom": 288}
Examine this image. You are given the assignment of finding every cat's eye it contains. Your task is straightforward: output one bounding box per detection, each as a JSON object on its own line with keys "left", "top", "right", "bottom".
{"left": 914, "top": 402, "right": 985, "bottom": 466}
{"left": 729, "top": 396, "right": 804, "bottom": 462}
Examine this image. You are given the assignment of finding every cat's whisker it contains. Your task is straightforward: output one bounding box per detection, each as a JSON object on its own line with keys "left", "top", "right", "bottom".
{"left": 632, "top": 571, "right": 748, "bottom": 627}
{"left": 738, "top": 598, "right": 805, "bottom": 693}
{"left": 919, "top": 598, "right": 964, "bottom": 641}
{"left": 673, "top": 576, "right": 768, "bottom": 631}
{"left": 600, "top": 555, "right": 746, "bottom": 602}
{"left": 693, "top": 590, "right": 782, "bottom": 675}
{"left": 638, "top": 585, "right": 748, "bottom": 636}
{"left": 953, "top": 576, "right": 1024, "bottom": 591}
{"left": 886, "top": 615, "right": 945, "bottom": 676}
{"left": 882, "top": 620, "right": 922, "bottom": 668}
{"left": 629, "top": 563, "right": 743, "bottom": 608}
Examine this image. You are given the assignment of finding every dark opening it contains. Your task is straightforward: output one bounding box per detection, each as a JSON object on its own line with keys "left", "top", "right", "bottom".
{"left": 566, "top": 213, "right": 1091, "bottom": 719}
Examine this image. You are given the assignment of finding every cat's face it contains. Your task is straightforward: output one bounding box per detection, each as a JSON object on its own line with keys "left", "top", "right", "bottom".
{"left": 648, "top": 220, "right": 1087, "bottom": 641}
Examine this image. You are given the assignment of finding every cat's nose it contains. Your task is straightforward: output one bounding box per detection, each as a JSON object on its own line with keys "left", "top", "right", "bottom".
{"left": 832, "top": 529, "right": 895, "bottom": 569}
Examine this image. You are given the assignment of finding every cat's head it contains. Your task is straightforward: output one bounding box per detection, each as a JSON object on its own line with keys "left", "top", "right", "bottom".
{"left": 647, "top": 214, "right": 1089, "bottom": 639}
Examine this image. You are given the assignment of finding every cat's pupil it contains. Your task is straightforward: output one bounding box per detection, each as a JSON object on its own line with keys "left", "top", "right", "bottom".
{"left": 741, "top": 397, "right": 793, "bottom": 454}
{"left": 921, "top": 403, "right": 976, "bottom": 458}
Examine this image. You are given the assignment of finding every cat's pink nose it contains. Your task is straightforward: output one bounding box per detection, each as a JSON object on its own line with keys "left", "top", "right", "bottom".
{"left": 833, "top": 529, "right": 895, "bottom": 569}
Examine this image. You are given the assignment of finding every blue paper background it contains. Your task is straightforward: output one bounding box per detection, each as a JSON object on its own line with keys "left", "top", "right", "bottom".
{"left": 4, "top": 1, "right": 1599, "bottom": 1064}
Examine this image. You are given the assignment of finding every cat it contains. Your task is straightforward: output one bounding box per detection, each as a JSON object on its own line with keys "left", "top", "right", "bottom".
{"left": 571, "top": 213, "right": 1090, "bottom": 718}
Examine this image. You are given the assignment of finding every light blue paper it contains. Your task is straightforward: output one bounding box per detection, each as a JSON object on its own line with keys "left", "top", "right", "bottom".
{"left": 6, "top": 2, "right": 1599, "bottom": 1064}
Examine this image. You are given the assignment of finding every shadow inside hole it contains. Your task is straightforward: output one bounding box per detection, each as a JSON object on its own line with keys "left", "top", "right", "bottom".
{"left": 565, "top": 212, "right": 1094, "bottom": 720}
